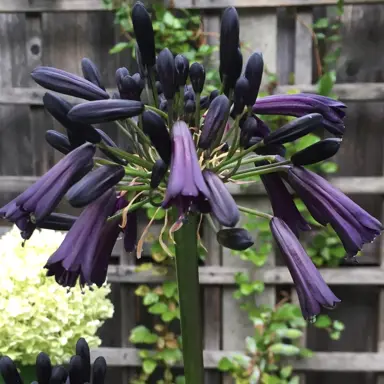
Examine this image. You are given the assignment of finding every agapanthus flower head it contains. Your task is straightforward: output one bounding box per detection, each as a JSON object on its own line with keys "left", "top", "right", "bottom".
{"left": 0, "top": 143, "right": 95, "bottom": 238}
{"left": 287, "top": 166, "right": 383, "bottom": 258}
{"left": 252, "top": 93, "right": 346, "bottom": 136}
{"left": 32, "top": 66, "right": 109, "bottom": 101}
{"left": 162, "top": 120, "right": 210, "bottom": 217}
{"left": 271, "top": 217, "right": 340, "bottom": 320}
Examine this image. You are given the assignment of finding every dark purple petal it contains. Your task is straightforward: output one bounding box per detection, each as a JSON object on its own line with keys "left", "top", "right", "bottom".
{"left": 81, "top": 58, "right": 105, "bottom": 91}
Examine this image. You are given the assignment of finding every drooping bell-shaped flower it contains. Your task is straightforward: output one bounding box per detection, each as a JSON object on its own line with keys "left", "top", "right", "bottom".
{"left": 45, "top": 189, "right": 116, "bottom": 288}
{"left": 32, "top": 66, "right": 109, "bottom": 101}
{"left": 252, "top": 93, "right": 346, "bottom": 136}
{"left": 203, "top": 170, "right": 239, "bottom": 227}
{"left": 287, "top": 166, "right": 383, "bottom": 257}
{"left": 270, "top": 217, "right": 340, "bottom": 320}
{"left": 162, "top": 121, "right": 210, "bottom": 217}
{"left": 0, "top": 143, "right": 95, "bottom": 239}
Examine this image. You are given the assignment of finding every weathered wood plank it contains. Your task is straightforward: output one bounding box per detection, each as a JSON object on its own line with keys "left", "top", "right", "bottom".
{"left": 91, "top": 348, "right": 384, "bottom": 371}
{"left": 1, "top": 0, "right": 384, "bottom": 12}
{"left": 106, "top": 265, "right": 384, "bottom": 285}
{"left": 4, "top": 82, "right": 384, "bottom": 105}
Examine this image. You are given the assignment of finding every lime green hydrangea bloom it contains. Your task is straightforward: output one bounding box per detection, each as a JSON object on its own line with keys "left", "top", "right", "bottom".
{"left": 0, "top": 226, "right": 114, "bottom": 365}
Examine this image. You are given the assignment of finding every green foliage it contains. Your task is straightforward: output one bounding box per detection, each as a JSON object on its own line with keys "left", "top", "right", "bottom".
{"left": 0, "top": 227, "right": 113, "bottom": 365}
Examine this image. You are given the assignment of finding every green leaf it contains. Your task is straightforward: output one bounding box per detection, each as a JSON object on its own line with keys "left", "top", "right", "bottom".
{"left": 218, "top": 357, "right": 234, "bottom": 372}
{"left": 143, "top": 292, "right": 159, "bottom": 306}
{"left": 143, "top": 359, "right": 157, "bottom": 375}
{"left": 158, "top": 348, "right": 182, "bottom": 364}
{"left": 249, "top": 367, "right": 261, "bottom": 384}
{"left": 288, "top": 376, "right": 300, "bottom": 384}
{"left": 316, "top": 33, "right": 326, "bottom": 40}
{"left": 280, "top": 365, "right": 293, "bottom": 379}
{"left": 235, "top": 272, "right": 249, "bottom": 284}
{"left": 148, "top": 302, "right": 168, "bottom": 315}
{"left": 313, "top": 314, "right": 332, "bottom": 328}
{"left": 328, "top": 34, "right": 342, "bottom": 42}
{"left": 317, "top": 71, "right": 336, "bottom": 96}
{"left": 175, "top": 376, "right": 186, "bottom": 384}
{"left": 129, "top": 326, "right": 158, "bottom": 344}
{"left": 109, "top": 42, "right": 130, "bottom": 54}
{"left": 320, "top": 161, "right": 338, "bottom": 174}
{"left": 161, "top": 311, "right": 177, "bottom": 322}
{"left": 333, "top": 320, "right": 345, "bottom": 331}
{"left": 163, "top": 281, "right": 178, "bottom": 298}
{"left": 300, "top": 348, "right": 314, "bottom": 358}
{"left": 245, "top": 336, "right": 257, "bottom": 354}
{"left": 269, "top": 343, "right": 301, "bottom": 356}
{"left": 330, "top": 331, "right": 341, "bottom": 340}
{"left": 276, "top": 329, "right": 303, "bottom": 339}
{"left": 146, "top": 207, "right": 165, "bottom": 220}
{"left": 313, "top": 17, "right": 329, "bottom": 29}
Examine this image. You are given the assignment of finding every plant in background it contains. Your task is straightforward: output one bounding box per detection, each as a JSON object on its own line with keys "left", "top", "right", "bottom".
{"left": 1, "top": 3, "right": 380, "bottom": 384}
{"left": 0, "top": 227, "right": 113, "bottom": 365}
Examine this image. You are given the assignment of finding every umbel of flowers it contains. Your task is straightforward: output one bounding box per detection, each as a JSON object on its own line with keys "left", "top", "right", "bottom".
{"left": 0, "top": 337, "right": 107, "bottom": 384}
{"left": 0, "top": 2, "right": 382, "bottom": 382}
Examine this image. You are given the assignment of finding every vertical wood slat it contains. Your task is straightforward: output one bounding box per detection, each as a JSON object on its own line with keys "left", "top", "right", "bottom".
{"left": 292, "top": 8, "right": 313, "bottom": 384}
{"left": 202, "top": 11, "right": 222, "bottom": 384}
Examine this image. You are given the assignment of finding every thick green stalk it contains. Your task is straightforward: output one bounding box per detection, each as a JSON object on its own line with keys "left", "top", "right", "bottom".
{"left": 172, "top": 209, "right": 204, "bottom": 384}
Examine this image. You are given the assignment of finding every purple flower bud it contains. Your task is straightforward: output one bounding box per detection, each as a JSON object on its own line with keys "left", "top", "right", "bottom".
{"left": 39, "top": 213, "right": 77, "bottom": 231}
{"left": 76, "top": 338, "right": 91, "bottom": 383}
{"left": 132, "top": 2, "right": 156, "bottom": 69}
{"left": 264, "top": 113, "right": 323, "bottom": 145}
{"left": 156, "top": 81, "right": 163, "bottom": 95}
{"left": 184, "top": 90, "right": 195, "bottom": 101}
{"left": 159, "top": 99, "right": 168, "bottom": 112}
{"left": 50, "top": 366, "right": 68, "bottom": 384}
{"left": 157, "top": 48, "right": 176, "bottom": 100}
{"left": 69, "top": 355, "right": 83, "bottom": 384}
{"left": 36, "top": 353, "right": 51, "bottom": 384}
{"left": 199, "top": 95, "right": 230, "bottom": 150}
{"left": 96, "top": 129, "right": 128, "bottom": 166}
{"left": 117, "top": 74, "right": 143, "bottom": 101}
{"left": 142, "top": 110, "right": 172, "bottom": 164}
{"left": 291, "top": 138, "right": 341, "bottom": 166}
{"left": 132, "top": 72, "right": 145, "bottom": 89}
{"left": 151, "top": 159, "right": 168, "bottom": 189}
{"left": 135, "top": 43, "right": 145, "bottom": 77}
{"left": 116, "top": 67, "right": 130, "bottom": 85}
{"left": 217, "top": 228, "right": 254, "bottom": 250}
{"left": 43, "top": 92, "right": 101, "bottom": 145}
{"left": 240, "top": 116, "right": 259, "bottom": 148}
{"left": 92, "top": 357, "right": 107, "bottom": 384}
{"left": 67, "top": 165, "right": 125, "bottom": 208}
{"left": 0, "top": 356, "right": 23, "bottom": 384}
{"left": 81, "top": 58, "right": 105, "bottom": 90}
{"left": 244, "top": 52, "right": 264, "bottom": 105}
{"left": 209, "top": 89, "right": 219, "bottom": 103}
{"left": 175, "top": 54, "right": 190, "bottom": 87}
{"left": 224, "top": 48, "right": 243, "bottom": 95}
{"left": 45, "top": 130, "right": 72, "bottom": 154}
{"left": 32, "top": 66, "right": 109, "bottom": 101}
{"left": 220, "top": 7, "right": 240, "bottom": 83}
{"left": 248, "top": 137, "right": 286, "bottom": 157}
{"left": 190, "top": 62, "right": 205, "bottom": 94}
{"left": 185, "top": 99, "right": 196, "bottom": 114}
{"left": 271, "top": 217, "right": 340, "bottom": 319}
{"left": 68, "top": 99, "right": 144, "bottom": 124}
{"left": 200, "top": 96, "right": 210, "bottom": 109}
{"left": 203, "top": 170, "right": 239, "bottom": 227}
{"left": 124, "top": 209, "right": 138, "bottom": 253}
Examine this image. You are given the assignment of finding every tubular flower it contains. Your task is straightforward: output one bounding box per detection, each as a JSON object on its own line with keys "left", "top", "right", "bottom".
{"left": 0, "top": 143, "right": 95, "bottom": 239}
{"left": 271, "top": 217, "right": 340, "bottom": 320}
{"left": 287, "top": 166, "right": 383, "bottom": 257}
{"left": 252, "top": 93, "right": 346, "bottom": 136}
{"left": 162, "top": 121, "right": 210, "bottom": 217}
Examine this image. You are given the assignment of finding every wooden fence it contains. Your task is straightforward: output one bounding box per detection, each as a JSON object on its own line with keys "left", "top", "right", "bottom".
{"left": 1, "top": 0, "right": 384, "bottom": 383}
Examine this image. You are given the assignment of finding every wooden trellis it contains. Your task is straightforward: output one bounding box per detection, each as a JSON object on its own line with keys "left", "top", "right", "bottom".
{"left": 1, "top": 1, "right": 384, "bottom": 383}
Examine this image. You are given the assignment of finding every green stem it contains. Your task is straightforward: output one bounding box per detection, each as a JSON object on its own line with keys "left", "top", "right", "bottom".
{"left": 167, "top": 99, "right": 174, "bottom": 129}
{"left": 107, "top": 198, "right": 150, "bottom": 222}
{"left": 172, "top": 209, "right": 204, "bottom": 384}
{"left": 179, "top": 86, "right": 185, "bottom": 117}
{"left": 231, "top": 165, "right": 288, "bottom": 180}
{"left": 218, "top": 155, "right": 276, "bottom": 172}
{"left": 233, "top": 160, "right": 291, "bottom": 177}
{"left": 237, "top": 205, "right": 273, "bottom": 220}
{"left": 145, "top": 105, "right": 168, "bottom": 121}
{"left": 117, "top": 185, "right": 151, "bottom": 192}
{"left": 126, "top": 118, "right": 151, "bottom": 146}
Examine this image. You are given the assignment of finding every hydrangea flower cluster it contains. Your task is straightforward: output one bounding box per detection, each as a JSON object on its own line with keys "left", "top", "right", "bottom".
{"left": 0, "top": 227, "right": 113, "bottom": 365}
{"left": 0, "top": 2, "right": 382, "bottom": 321}
{"left": 0, "top": 337, "right": 107, "bottom": 384}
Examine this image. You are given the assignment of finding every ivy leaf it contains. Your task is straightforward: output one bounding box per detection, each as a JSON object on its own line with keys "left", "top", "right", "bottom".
{"left": 163, "top": 281, "right": 178, "bottom": 298}
{"left": 218, "top": 357, "right": 234, "bottom": 372}
{"left": 333, "top": 320, "right": 345, "bottom": 331}
{"left": 143, "top": 292, "right": 159, "bottom": 306}
{"left": 234, "top": 272, "right": 249, "bottom": 284}
{"left": 175, "top": 376, "right": 186, "bottom": 384}
{"left": 313, "top": 314, "right": 332, "bottom": 328}
{"left": 249, "top": 367, "right": 261, "bottom": 384}
{"left": 280, "top": 365, "right": 293, "bottom": 379}
{"left": 269, "top": 343, "right": 301, "bottom": 356}
{"left": 146, "top": 207, "right": 165, "bottom": 220}
{"left": 288, "top": 376, "right": 300, "bottom": 384}
{"left": 276, "top": 329, "right": 303, "bottom": 339}
{"left": 245, "top": 336, "right": 257, "bottom": 354}
{"left": 143, "top": 359, "right": 157, "bottom": 375}
{"left": 148, "top": 302, "right": 169, "bottom": 315}
{"left": 313, "top": 17, "right": 329, "bottom": 29}
{"left": 317, "top": 71, "right": 336, "bottom": 96}
{"left": 109, "top": 42, "right": 130, "bottom": 54}
{"left": 300, "top": 348, "right": 314, "bottom": 358}
{"left": 130, "top": 326, "right": 158, "bottom": 344}
{"left": 161, "top": 311, "right": 177, "bottom": 323}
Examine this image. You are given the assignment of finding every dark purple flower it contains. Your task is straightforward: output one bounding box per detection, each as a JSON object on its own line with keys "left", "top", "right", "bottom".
{"left": 0, "top": 143, "right": 95, "bottom": 239}
{"left": 0, "top": 356, "right": 23, "bottom": 384}
{"left": 45, "top": 189, "right": 116, "bottom": 288}
{"left": 261, "top": 173, "right": 310, "bottom": 237}
{"left": 270, "top": 217, "right": 340, "bottom": 320}
{"left": 252, "top": 93, "right": 346, "bottom": 136}
{"left": 203, "top": 170, "right": 239, "bottom": 227}
{"left": 32, "top": 66, "right": 109, "bottom": 101}
{"left": 36, "top": 352, "right": 52, "bottom": 384}
{"left": 162, "top": 121, "right": 210, "bottom": 217}
{"left": 45, "top": 130, "right": 72, "bottom": 154}
{"left": 287, "top": 166, "right": 383, "bottom": 257}
{"left": 81, "top": 58, "right": 105, "bottom": 90}
{"left": 217, "top": 228, "right": 254, "bottom": 251}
